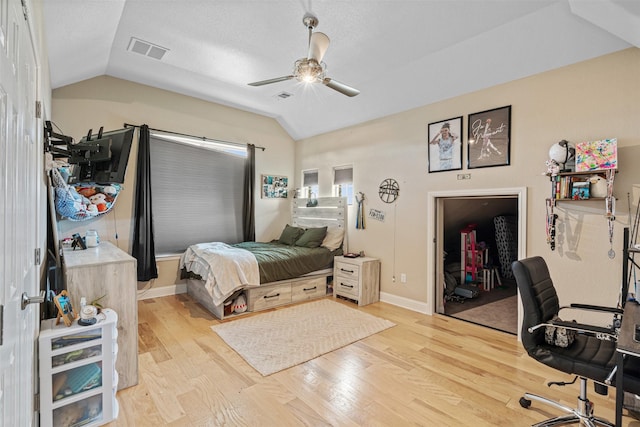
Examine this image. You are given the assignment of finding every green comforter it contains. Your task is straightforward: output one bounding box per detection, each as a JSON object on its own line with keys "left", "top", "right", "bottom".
{"left": 233, "top": 241, "right": 341, "bottom": 283}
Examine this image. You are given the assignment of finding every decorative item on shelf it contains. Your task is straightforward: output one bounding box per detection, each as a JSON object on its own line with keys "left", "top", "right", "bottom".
{"left": 571, "top": 181, "right": 590, "bottom": 200}
{"left": 78, "top": 304, "right": 98, "bottom": 326}
{"left": 54, "top": 290, "right": 78, "bottom": 326}
{"left": 575, "top": 138, "right": 617, "bottom": 172}
{"left": 85, "top": 229, "right": 99, "bottom": 247}
{"left": 548, "top": 139, "right": 575, "bottom": 173}
{"left": 89, "top": 294, "right": 106, "bottom": 314}
{"left": 545, "top": 159, "right": 561, "bottom": 177}
{"left": 589, "top": 174, "right": 608, "bottom": 198}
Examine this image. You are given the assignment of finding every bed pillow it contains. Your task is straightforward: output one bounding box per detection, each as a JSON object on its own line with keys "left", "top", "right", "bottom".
{"left": 278, "top": 224, "right": 305, "bottom": 245}
{"left": 321, "top": 227, "right": 345, "bottom": 251}
{"left": 295, "top": 226, "right": 328, "bottom": 248}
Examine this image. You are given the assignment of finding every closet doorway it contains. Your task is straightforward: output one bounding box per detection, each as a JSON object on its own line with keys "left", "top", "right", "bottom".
{"left": 427, "top": 188, "right": 527, "bottom": 337}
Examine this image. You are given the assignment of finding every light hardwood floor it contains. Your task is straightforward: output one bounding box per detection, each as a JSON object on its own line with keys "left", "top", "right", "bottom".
{"left": 110, "top": 294, "right": 640, "bottom": 426}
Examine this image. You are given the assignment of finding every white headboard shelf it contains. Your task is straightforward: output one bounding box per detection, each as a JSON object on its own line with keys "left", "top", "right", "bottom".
{"left": 292, "top": 197, "right": 346, "bottom": 230}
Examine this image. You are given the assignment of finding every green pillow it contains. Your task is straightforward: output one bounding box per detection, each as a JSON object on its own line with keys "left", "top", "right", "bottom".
{"left": 278, "top": 224, "right": 305, "bottom": 245}
{"left": 295, "top": 226, "right": 328, "bottom": 248}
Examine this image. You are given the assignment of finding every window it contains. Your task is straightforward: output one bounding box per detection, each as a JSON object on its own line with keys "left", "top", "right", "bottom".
{"left": 333, "top": 166, "right": 353, "bottom": 205}
{"left": 149, "top": 132, "right": 247, "bottom": 255}
{"left": 302, "top": 169, "right": 319, "bottom": 198}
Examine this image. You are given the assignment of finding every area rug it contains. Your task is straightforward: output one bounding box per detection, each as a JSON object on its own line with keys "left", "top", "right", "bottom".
{"left": 211, "top": 299, "right": 395, "bottom": 376}
{"left": 451, "top": 294, "right": 518, "bottom": 335}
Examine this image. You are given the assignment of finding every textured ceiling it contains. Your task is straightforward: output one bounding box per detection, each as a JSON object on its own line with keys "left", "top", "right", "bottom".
{"left": 42, "top": 0, "right": 639, "bottom": 141}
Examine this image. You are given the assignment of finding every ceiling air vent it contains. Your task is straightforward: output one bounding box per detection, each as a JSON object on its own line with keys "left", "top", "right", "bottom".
{"left": 274, "top": 91, "right": 293, "bottom": 100}
{"left": 127, "top": 37, "right": 169, "bottom": 60}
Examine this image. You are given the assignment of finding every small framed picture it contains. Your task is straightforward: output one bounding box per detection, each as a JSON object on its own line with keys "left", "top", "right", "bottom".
{"left": 467, "top": 105, "right": 511, "bottom": 169}
{"left": 428, "top": 116, "right": 463, "bottom": 173}
{"left": 54, "top": 290, "right": 78, "bottom": 326}
{"left": 261, "top": 174, "right": 288, "bottom": 198}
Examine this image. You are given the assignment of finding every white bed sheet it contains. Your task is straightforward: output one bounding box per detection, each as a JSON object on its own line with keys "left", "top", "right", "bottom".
{"left": 179, "top": 242, "right": 260, "bottom": 306}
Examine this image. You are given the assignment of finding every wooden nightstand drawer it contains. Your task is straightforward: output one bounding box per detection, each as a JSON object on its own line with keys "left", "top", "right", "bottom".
{"left": 291, "top": 277, "right": 327, "bottom": 302}
{"left": 335, "top": 277, "right": 359, "bottom": 297}
{"left": 335, "top": 261, "right": 360, "bottom": 279}
{"left": 247, "top": 282, "right": 292, "bottom": 311}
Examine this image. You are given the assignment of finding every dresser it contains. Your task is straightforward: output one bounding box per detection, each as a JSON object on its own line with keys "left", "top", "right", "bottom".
{"left": 333, "top": 256, "right": 380, "bottom": 306}
{"left": 62, "top": 242, "right": 138, "bottom": 390}
{"left": 39, "top": 309, "right": 119, "bottom": 427}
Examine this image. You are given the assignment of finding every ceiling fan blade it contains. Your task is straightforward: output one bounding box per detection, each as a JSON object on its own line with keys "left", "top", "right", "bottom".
{"left": 322, "top": 78, "right": 360, "bottom": 97}
{"left": 248, "top": 75, "right": 294, "bottom": 86}
{"left": 308, "top": 32, "right": 330, "bottom": 62}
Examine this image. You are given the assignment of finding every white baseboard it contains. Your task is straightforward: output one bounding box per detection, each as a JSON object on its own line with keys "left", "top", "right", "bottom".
{"left": 379, "top": 291, "right": 430, "bottom": 315}
{"left": 137, "top": 283, "right": 187, "bottom": 300}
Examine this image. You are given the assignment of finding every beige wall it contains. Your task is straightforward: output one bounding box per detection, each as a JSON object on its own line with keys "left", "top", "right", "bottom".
{"left": 52, "top": 76, "right": 295, "bottom": 291}
{"left": 52, "top": 49, "right": 640, "bottom": 310}
{"left": 296, "top": 48, "right": 640, "bottom": 312}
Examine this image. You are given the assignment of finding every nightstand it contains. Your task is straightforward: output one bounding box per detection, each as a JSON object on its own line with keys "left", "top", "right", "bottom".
{"left": 333, "top": 256, "right": 380, "bottom": 306}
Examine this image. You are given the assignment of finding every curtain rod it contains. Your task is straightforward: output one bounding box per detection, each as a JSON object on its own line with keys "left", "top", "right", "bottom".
{"left": 123, "top": 123, "right": 266, "bottom": 151}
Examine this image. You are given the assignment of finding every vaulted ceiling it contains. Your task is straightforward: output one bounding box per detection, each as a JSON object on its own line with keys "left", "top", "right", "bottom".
{"left": 42, "top": 1, "right": 640, "bottom": 140}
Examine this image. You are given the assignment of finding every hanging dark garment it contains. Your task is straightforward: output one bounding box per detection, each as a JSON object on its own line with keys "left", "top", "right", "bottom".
{"left": 131, "top": 124, "right": 159, "bottom": 281}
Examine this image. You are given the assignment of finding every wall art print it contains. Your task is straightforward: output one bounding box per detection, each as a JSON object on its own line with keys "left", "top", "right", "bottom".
{"left": 261, "top": 174, "right": 288, "bottom": 198}
{"left": 575, "top": 138, "right": 617, "bottom": 172}
{"left": 428, "top": 116, "right": 463, "bottom": 173}
{"left": 467, "top": 105, "right": 511, "bottom": 169}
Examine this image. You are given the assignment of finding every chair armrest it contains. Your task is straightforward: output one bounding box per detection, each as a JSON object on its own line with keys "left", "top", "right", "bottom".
{"left": 565, "top": 303, "right": 623, "bottom": 315}
{"left": 528, "top": 320, "right": 617, "bottom": 341}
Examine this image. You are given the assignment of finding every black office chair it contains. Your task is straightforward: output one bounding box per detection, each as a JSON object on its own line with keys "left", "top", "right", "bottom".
{"left": 512, "top": 256, "right": 640, "bottom": 426}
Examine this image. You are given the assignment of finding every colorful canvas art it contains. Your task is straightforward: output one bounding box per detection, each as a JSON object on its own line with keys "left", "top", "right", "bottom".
{"left": 575, "top": 138, "right": 617, "bottom": 172}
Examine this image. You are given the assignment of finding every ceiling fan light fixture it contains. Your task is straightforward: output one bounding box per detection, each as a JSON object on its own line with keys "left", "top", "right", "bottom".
{"left": 247, "top": 13, "right": 359, "bottom": 97}
{"left": 293, "top": 58, "right": 325, "bottom": 83}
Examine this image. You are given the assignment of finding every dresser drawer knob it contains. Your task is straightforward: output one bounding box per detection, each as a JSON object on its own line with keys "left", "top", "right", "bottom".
{"left": 263, "top": 293, "right": 280, "bottom": 299}
{"left": 340, "top": 268, "right": 354, "bottom": 274}
{"left": 340, "top": 283, "right": 354, "bottom": 289}
{"left": 303, "top": 286, "right": 317, "bottom": 291}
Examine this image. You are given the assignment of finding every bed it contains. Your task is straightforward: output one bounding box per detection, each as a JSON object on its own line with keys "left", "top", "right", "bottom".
{"left": 181, "top": 197, "right": 347, "bottom": 319}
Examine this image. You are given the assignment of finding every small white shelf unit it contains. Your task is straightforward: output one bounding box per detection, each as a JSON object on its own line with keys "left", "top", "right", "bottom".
{"left": 39, "top": 309, "right": 119, "bottom": 427}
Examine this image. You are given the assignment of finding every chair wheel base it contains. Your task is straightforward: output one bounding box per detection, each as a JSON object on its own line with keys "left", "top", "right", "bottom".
{"left": 520, "top": 397, "right": 532, "bottom": 408}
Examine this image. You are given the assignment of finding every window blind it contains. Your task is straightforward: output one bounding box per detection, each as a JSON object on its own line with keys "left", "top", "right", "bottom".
{"left": 333, "top": 167, "right": 353, "bottom": 185}
{"left": 149, "top": 135, "right": 246, "bottom": 255}
{"left": 303, "top": 170, "right": 318, "bottom": 186}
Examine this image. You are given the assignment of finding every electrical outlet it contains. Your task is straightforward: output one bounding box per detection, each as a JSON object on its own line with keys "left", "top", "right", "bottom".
{"left": 400, "top": 273, "right": 407, "bottom": 283}
{"left": 457, "top": 173, "right": 471, "bottom": 180}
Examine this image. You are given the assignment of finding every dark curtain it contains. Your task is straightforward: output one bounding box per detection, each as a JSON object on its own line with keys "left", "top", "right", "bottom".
{"left": 243, "top": 143, "right": 256, "bottom": 241}
{"left": 132, "top": 125, "right": 158, "bottom": 281}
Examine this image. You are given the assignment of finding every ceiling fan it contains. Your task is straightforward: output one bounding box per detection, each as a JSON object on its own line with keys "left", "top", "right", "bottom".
{"left": 248, "top": 13, "right": 360, "bottom": 97}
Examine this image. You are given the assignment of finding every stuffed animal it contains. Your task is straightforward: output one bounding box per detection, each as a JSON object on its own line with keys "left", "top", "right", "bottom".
{"left": 77, "top": 186, "right": 97, "bottom": 198}
{"left": 89, "top": 193, "right": 108, "bottom": 212}
{"left": 233, "top": 294, "right": 247, "bottom": 313}
{"left": 101, "top": 185, "right": 118, "bottom": 197}
{"left": 545, "top": 159, "right": 560, "bottom": 176}
{"left": 590, "top": 174, "right": 608, "bottom": 198}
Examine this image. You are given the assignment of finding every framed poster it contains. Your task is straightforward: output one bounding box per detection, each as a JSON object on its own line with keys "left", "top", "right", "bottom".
{"left": 261, "top": 174, "right": 288, "bottom": 198}
{"left": 467, "top": 105, "right": 511, "bottom": 169}
{"left": 428, "top": 116, "right": 463, "bottom": 173}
